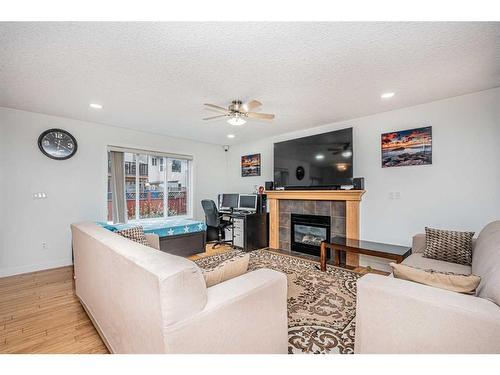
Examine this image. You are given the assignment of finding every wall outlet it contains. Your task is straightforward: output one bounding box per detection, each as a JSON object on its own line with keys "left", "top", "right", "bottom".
{"left": 41, "top": 242, "right": 48, "bottom": 250}
{"left": 33, "top": 192, "right": 47, "bottom": 199}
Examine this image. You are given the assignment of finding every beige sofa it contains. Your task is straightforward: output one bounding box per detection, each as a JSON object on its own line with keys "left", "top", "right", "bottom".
{"left": 355, "top": 221, "right": 500, "bottom": 354}
{"left": 71, "top": 222, "right": 288, "bottom": 354}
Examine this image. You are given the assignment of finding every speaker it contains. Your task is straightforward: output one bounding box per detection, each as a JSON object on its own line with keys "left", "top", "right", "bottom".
{"left": 257, "top": 194, "right": 267, "bottom": 213}
{"left": 265, "top": 181, "right": 274, "bottom": 191}
{"left": 353, "top": 177, "right": 365, "bottom": 190}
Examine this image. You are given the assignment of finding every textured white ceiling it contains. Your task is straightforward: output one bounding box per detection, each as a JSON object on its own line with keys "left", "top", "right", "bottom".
{"left": 0, "top": 22, "right": 499, "bottom": 145}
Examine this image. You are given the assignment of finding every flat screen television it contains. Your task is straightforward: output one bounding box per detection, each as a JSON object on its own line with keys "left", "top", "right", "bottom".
{"left": 273, "top": 127, "right": 353, "bottom": 189}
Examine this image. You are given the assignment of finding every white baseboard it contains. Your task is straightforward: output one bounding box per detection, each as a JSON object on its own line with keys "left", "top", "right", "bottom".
{"left": 0, "top": 258, "right": 73, "bottom": 278}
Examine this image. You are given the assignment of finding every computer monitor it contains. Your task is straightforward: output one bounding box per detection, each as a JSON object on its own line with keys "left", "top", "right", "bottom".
{"left": 220, "top": 193, "right": 239, "bottom": 210}
{"left": 238, "top": 194, "right": 257, "bottom": 211}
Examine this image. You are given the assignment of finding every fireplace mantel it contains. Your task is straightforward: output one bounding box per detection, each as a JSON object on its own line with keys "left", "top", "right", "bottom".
{"left": 266, "top": 190, "right": 364, "bottom": 201}
{"left": 266, "top": 190, "right": 365, "bottom": 267}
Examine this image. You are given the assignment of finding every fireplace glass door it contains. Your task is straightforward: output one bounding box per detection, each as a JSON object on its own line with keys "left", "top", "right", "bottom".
{"left": 290, "top": 213, "right": 331, "bottom": 256}
{"left": 294, "top": 225, "right": 327, "bottom": 247}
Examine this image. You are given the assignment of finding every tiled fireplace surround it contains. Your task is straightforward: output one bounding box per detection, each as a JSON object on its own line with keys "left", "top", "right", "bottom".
{"left": 278, "top": 200, "right": 346, "bottom": 251}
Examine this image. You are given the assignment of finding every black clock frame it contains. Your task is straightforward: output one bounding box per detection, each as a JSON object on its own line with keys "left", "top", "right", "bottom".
{"left": 296, "top": 166, "right": 305, "bottom": 180}
{"left": 37, "top": 128, "right": 78, "bottom": 160}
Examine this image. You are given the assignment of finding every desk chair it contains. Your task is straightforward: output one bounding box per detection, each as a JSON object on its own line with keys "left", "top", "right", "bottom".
{"left": 201, "top": 199, "right": 234, "bottom": 249}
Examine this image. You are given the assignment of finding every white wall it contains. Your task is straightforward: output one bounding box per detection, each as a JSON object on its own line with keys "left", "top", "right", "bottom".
{"left": 1, "top": 88, "right": 499, "bottom": 276}
{"left": 226, "top": 88, "right": 500, "bottom": 250}
{"left": 0, "top": 107, "right": 227, "bottom": 277}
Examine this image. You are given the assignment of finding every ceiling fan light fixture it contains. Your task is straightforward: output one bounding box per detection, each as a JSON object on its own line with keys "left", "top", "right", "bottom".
{"left": 341, "top": 150, "right": 353, "bottom": 158}
{"left": 227, "top": 114, "right": 246, "bottom": 126}
{"left": 204, "top": 99, "right": 273, "bottom": 125}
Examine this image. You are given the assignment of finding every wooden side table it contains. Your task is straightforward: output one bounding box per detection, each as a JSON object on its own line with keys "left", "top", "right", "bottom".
{"left": 320, "top": 237, "right": 411, "bottom": 272}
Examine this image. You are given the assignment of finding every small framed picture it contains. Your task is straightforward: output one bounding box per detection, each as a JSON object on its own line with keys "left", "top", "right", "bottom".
{"left": 381, "top": 126, "right": 432, "bottom": 168}
{"left": 241, "top": 153, "right": 261, "bottom": 177}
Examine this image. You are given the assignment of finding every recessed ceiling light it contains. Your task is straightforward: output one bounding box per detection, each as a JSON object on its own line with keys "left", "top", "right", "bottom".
{"left": 381, "top": 92, "right": 395, "bottom": 99}
{"left": 89, "top": 103, "right": 103, "bottom": 109}
{"left": 227, "top": 134, "right": 235, "bottom": 139}
{"left": 315, "top": 154, "right": 325, "bottom": 160}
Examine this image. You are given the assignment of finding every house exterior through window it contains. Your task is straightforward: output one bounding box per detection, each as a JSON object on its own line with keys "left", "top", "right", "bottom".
{"left": 107, "top": 150, "right": 192, "bottom": 222}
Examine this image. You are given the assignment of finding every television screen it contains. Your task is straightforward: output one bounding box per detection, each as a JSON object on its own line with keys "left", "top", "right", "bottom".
{"left": 274, "top": 127, "right": 353, "bottom": 188}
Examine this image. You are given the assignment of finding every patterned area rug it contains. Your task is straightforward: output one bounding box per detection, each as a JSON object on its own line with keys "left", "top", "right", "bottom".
{"left": 194, "top": 249, "right": 361, "bottom": 354}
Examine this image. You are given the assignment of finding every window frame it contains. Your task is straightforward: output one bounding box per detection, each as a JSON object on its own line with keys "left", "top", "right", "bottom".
{"left": 107, "top": 146, "right": 193, "bottom": 222}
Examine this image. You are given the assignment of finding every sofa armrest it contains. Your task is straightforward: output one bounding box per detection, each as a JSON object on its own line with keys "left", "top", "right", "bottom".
{"left": 411, "top": 233, "right": 426, "bottom": 253}
{"left": 163, "top": 268, "right": 288, "bottom": 353}
{"left": 355, "top": 274, "right": 500, "bottom": 354}
{"left": 145, "top": 233, "right": 160, "bottom": 250}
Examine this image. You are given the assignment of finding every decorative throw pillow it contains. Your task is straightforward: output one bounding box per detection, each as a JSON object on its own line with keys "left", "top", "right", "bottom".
{"left": 423, "top": 227, "right": 474, "bottom": 265}
{"left": 390, "top": 262, "right": 480, "bottom": 294}
{"left": 116, "top": 226, "right": 150, "bottom": 246}
{"left": 202, "top": 253, "right": 250, "bottom": 287}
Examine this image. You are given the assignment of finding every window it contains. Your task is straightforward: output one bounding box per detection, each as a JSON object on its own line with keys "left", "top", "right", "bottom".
{"left": 172, "top": 159, "right": 181, "bottom": 173}
{"left": 167, "top": 158, "right": 189, "bottom": 216}
{"left": 107, "top": 149, "right": 192, "bottom": 222}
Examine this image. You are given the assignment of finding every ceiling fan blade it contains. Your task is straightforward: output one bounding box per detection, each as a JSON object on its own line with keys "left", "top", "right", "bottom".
{"left": 246, "top": 112, "right": 275, "bottom": 121}
{"left": 203, "top": 115, "right": 227, "bottom": 120}
{"left": 204, "top": 103, "right": 229, "bottom": 114}
{"left": 242, "top": 100, "right": 262, "bottom": 112}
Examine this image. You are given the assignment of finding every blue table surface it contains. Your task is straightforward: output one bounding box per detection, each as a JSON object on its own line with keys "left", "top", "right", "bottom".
{"left": 96, "top": 218, "right": 206, "bottom": 237}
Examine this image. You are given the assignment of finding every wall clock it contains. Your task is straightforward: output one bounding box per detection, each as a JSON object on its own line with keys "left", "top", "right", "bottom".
{"left": 296, "top": 166, "right": 305, "bottom": 180}
{"left": 38, "top": 128, "right": 78, "bottom": 160}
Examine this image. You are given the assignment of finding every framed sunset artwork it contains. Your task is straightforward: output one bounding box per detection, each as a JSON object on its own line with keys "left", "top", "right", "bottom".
{"left": 241, "top": 153, "right": 261, "bottom": 177}
{"left": 381, "top": 126, "right": 432, "bottom": 168}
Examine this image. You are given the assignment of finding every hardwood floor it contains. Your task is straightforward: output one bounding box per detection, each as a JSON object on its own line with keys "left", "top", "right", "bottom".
{"left": 188, "top": 243, "right": 234, "bottom": 260}
{"left": 0, "top": 266, "right": 108, "bottom": 354}
{"left": 0, "top": 244, "right": 385, "bottom": 354}
{"left": 0, "top": 244, "right": 231, "bottom": 354}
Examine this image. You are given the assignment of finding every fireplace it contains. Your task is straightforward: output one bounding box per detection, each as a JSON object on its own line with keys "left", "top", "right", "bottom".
{"left": 267, "top": 190, "right": 364, "bottom": 267}
{"left": 290, "top": 213, "right": 331, "bottom": 257}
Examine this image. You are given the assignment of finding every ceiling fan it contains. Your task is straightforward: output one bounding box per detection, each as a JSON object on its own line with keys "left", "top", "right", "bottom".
{"left": 203, "top": 99, "right": 275, "bottom": 126}
{"left": 328, "top": 143, "right": 353, "bottom": 158}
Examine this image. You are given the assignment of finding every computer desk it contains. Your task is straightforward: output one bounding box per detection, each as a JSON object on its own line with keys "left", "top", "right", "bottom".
{"left": 220, "top": 210, "right": 269, "bottom": 251}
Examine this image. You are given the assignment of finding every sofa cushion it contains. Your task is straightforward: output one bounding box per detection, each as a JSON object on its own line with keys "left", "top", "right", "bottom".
{"left": 390, "top": 262, "right": 480, "bottom": 294}
{"left": 423, "top": 227, "right": 474, "bottom": 265}
{"left": 116, "top": 226, "right": 150, "bottom": 246}
{"left": 403, "top": 253, "right": 472, "bottom": 275}
{"left": 202, "top": 253, "right": 250, "bottom": 287}
{"left": 472, "top": 221, "right": 500, "bottom": 306}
